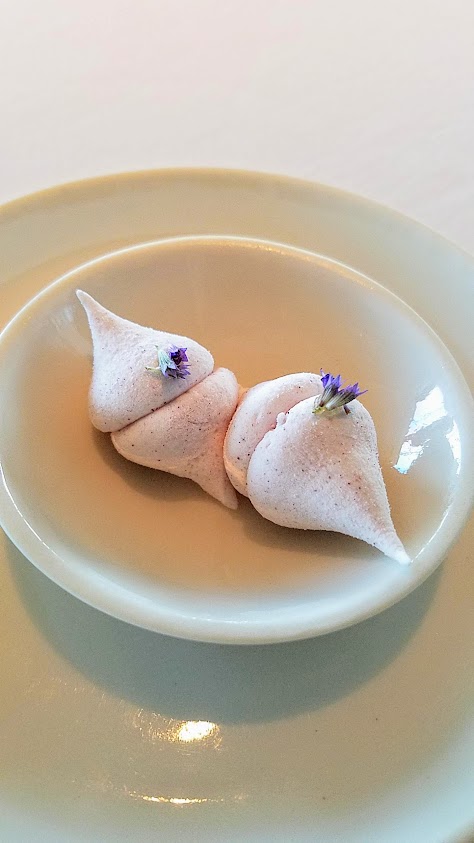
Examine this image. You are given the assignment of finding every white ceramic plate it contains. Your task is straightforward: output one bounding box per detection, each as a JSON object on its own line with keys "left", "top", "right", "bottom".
{"left": 0, "top": 170, "right": 473, "bottom": 842}
{"left": 0, "top": 235, "right": 472, "bottom": 644}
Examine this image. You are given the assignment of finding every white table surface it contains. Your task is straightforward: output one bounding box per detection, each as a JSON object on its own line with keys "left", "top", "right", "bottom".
{"left": 1, "top": 0, "right": 473, "bottom": 254}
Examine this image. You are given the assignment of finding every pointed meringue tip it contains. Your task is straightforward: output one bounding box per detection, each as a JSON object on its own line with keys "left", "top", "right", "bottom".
{"left": 225, "top": 491, "right": 239, "bottom": 510}
{"left": 393, "top": 547, "right": 411, "bottom": 565}
{"left": 76, "top": 289, "right": 106, "bottom": 313}
{"left": 76, "top": 290, "right": 118, "bottom": 330}
{"left": 212, "top": 491, "right": 239, "bottom": 510}
{"left": 76, "top": 289, "right": 103, "bottom": 317}
{"left": 76, "top": 289, "right": 91, "bottom": 306}
{"left": 383, "top": 540, "right": 410, "bottom": 565}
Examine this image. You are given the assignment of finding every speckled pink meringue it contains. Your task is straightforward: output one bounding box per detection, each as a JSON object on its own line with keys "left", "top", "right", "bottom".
{"left": 112, "top": 368, "right": 239, "bottom": 509}
{"left": 224, "top": 373, "right": 409, "bottom": 563}
{"left": 77, "top": 290, "right": 215, "bottom": 433}
{"left": 78, "top": 292, "right": 239, "bottom": 508}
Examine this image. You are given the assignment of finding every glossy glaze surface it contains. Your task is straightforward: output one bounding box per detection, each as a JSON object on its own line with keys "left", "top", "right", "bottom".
{"left": 0, "top": 170, "right": 473, "bottom": 841}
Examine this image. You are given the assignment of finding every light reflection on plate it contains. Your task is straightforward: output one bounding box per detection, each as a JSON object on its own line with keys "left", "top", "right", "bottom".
{"left": 393, "top": 385, "right": 462, "bottom": 476}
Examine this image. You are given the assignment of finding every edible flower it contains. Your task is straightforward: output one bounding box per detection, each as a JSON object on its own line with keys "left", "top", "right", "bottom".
{"left": 313, "top": 370, "right": 367, "bottom": 415}
{"left": 146, "top": 345, "right": 190, "bottom": 379}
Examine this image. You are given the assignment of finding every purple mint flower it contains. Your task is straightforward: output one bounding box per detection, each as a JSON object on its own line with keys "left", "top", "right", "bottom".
{"left": 313, "top": 369, "right": 367, "bottom": 415}
{"left": 146, "top": 344, "right": 190, "bottom": 379}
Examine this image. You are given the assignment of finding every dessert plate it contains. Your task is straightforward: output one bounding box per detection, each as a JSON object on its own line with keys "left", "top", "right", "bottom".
{"left": 0, "top": 169, "right": 473, "bottom": 842}
{"left": 0, "top": 235, "right": 472, "bottom": 644}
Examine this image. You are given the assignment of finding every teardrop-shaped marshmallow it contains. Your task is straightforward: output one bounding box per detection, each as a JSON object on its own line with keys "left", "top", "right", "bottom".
{"left": 77, "top": 291, "right": 214, "bottom": 432}
{"left": 112, "top": 368, "right": 239, "bottom": 509}
{"left": 246, "top": 396, "right": 408, "bottom": 563}
{"left": 224, "top": 372, "right": 322, "bottom": 495}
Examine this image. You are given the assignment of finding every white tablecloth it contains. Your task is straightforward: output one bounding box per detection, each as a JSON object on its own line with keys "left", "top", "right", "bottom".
{"left": 1, "top": 0, "right": 473, "bottom": 253}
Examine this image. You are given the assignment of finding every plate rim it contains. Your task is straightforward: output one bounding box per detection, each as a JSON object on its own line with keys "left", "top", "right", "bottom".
{"left": 0, "top": 231, "right": 473, "bottom": 645}
{"left": 0, "top": 169, "right": 473, "bottom": 842}
{"left": 1, "top": 165, "right": 474, "bottom": 266}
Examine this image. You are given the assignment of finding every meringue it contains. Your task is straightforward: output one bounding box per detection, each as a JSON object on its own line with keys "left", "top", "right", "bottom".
{"left": 77, "top": 290, "right": 214, "bottom": 433}
{"left": 224, "top": 372, "right": 322, "bottom": 496}
{"left": 78, "top": 292, "right": 239, "bottom": 508}
{"left": 112, "top": 368, "right": 239, "bottom": 509}
{"left": 225, "top": 373, "right": 409, "bottom": 563}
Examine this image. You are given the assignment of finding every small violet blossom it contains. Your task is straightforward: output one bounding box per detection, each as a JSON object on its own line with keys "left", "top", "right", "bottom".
{"left": 313, "top": 370, "right": 367, "bottom": 415}
{"left": 146, "top": 345, "right": 190, "bottom": 379}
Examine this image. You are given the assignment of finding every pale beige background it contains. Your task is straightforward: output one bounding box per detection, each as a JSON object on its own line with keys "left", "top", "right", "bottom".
{"left": 1, "top": 0, "right": 473, "bottom": 251}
